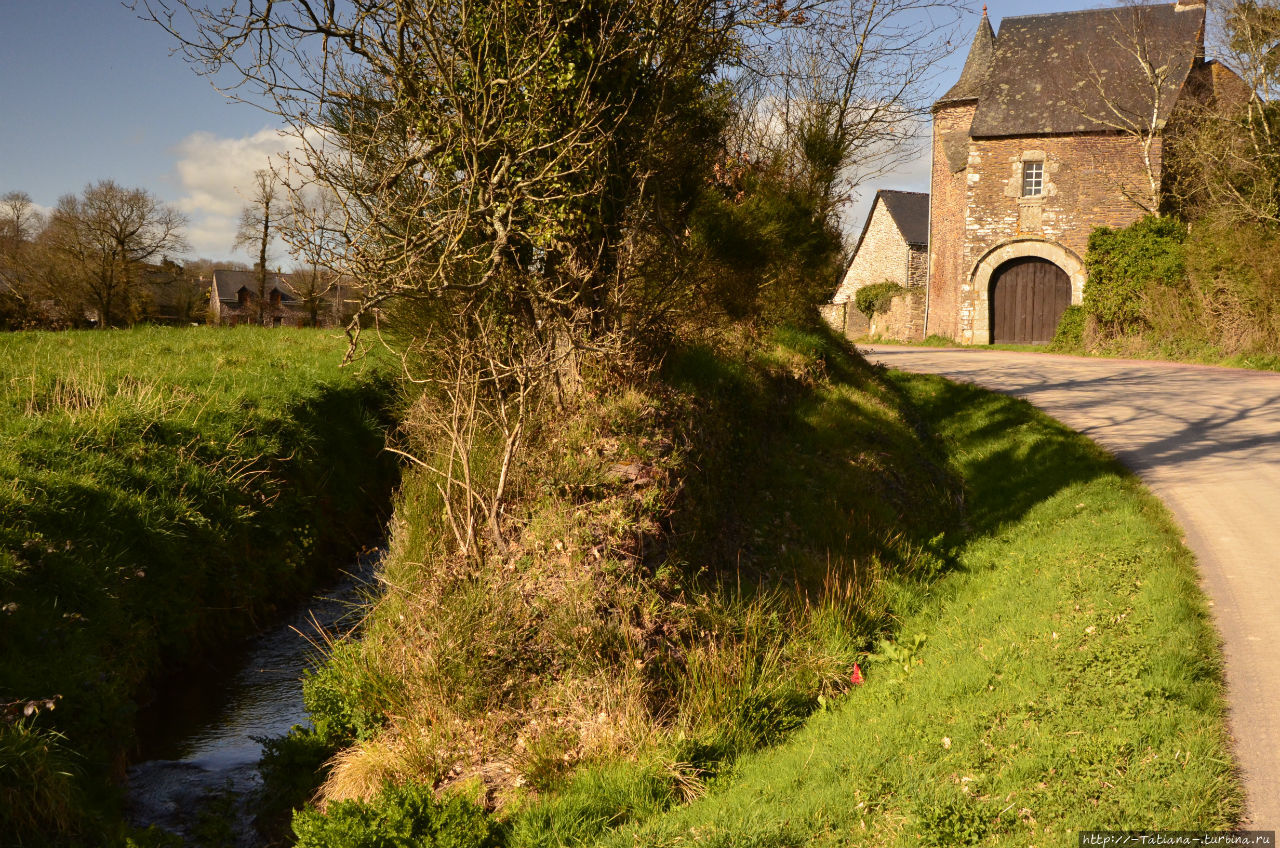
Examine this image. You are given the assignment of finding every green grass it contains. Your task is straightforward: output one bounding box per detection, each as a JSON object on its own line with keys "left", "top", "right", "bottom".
{"left": 0, "top": 326, "right": 399, "bottom": 843}
{"left": 587, "top": 368, "right": 1240, "bottom": 846}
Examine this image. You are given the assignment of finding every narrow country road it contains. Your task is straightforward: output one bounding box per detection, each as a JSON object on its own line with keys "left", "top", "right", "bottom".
{"left": 861, "top": 345, "right": 1280, "bottom": 827}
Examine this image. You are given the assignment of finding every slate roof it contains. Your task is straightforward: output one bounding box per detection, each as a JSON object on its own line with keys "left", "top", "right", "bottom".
{"left": 852, "top": 190, "right": 930, "bottom": 260}
{"left": 967, "top": 2, "right": 1205, "bottom": 138}
{"left": 211, "top": 268, "right": 299, "bottom": 303}
{"left": 877, "top": 190, "right": 930, "bottom": 246}
{"left": 937, "top": 13, "right": 995, "bottom": 107}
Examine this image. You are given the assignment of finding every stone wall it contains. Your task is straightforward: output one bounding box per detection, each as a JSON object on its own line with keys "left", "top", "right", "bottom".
{"left": 953, "top": 132, "right": 1154, "bottom": 342}
{"left": 926, "top": 102, "right": 977, "bottom": 340}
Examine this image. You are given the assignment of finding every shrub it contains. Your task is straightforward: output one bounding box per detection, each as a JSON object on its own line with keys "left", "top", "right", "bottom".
{"left": 1083, "top": 215, "right": 1187, "bottom": 336}
{"left": 292, "top": 783, "right": 500, "bottom": 848}
{"left": 854, "top": 281, "right": 907, "bottom": 320}
{"left": 1185, "top": 216, "right": 1280, "bottom": 354}
{"left": 1048, "top": 305, "right": 1086, "bottom": 352}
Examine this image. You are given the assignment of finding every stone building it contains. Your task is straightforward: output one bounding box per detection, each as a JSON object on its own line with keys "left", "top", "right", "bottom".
{"left": 828, "top": 0, "right": 1244, "bottom": 344}
{"left": 928, "top": 0, "right": 1226, "bottom": 344}
{"left": 209, "top": 268, "right": 310, "bottom": 327}
{"left": 823, "top": 190, "right": 929, "bottom": 339}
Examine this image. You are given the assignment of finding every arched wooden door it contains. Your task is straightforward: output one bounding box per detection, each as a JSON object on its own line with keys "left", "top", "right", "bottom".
{"left": 989, "top": 257, "right": 1071, "bottom": 344}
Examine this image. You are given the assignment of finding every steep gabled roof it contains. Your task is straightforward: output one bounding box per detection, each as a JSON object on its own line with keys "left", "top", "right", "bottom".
{"left": 877, "top": 190, "right": 930, "bottom": 247}
{"left": 937, "top": 13, "right": 996, "bottom": 108}
{"left": 969, "top": 2, "right": 1205, "bottom": 138}
{"left": 211, "top": 268, "right": 299, "bottom": 303}
{"left": 852, "top": 190, "right": 930, "bottom": 260}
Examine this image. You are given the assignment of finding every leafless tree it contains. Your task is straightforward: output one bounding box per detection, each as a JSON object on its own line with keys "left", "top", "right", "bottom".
{"left": 1162, "top": 0, "right": 1280, "bottom": 223}
{"left": 282, "top": 186, "right": 342, "bottom": 326}
{"left": 233, "top": 168, "right": 280, "bottom": 325}
{"left": 44, "top": 181, "right": 188, "bottom": 327}
{"left": 1049, "top": 0, "right": 1207, "bottom": 215}
{"left": 729, "top": 0, "right": 963, "bottom": 217}
{"left": 1, "top": 192, "right": 43, "bottom": 255}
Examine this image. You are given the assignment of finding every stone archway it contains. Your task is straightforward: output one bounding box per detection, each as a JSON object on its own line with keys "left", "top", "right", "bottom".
{"left": 966, "top": 239, "right": 1085, "bottom": 345}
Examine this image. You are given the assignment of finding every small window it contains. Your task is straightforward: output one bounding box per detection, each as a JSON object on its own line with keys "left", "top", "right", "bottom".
{"left": 1022, "top": 161, "right": 1044, "bottom": 197}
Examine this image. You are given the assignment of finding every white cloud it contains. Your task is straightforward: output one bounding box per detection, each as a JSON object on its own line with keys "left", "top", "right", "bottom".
{"left": 172, "top": 127, "right": 294, "bottom": 260}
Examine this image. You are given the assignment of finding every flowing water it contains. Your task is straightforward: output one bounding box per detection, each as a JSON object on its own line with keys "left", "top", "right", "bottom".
{"left": 126, "top": 552, "right": 379, "bottom": 845}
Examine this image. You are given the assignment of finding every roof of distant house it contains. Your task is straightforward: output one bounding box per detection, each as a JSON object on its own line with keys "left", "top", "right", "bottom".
{"left": 946, "top": 2, "right": 1205, "bottom": 138}
{"left": 211, "top": 268, "right": 298, "bottom": 303}
{"left": 850, "top": 191, "right": 929, "bottom": 260}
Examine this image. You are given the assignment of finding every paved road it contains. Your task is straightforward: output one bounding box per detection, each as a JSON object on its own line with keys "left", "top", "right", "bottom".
{"left": 861, "top": 345, "right": 1280, "bottom": 827}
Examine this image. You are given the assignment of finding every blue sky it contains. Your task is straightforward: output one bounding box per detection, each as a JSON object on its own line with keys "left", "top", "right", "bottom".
{"left": 0, "top": 0, "right": 1125, "bottom": 261}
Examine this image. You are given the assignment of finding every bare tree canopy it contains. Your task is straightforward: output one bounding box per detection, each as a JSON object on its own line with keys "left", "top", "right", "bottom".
{"left": 233, "top": 168, "right": 280, "bottom": 324}
{"left": 44, "top": 180, "right": 188, "bottom": 327}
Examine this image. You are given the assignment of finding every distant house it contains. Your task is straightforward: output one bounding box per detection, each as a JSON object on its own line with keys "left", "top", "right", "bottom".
{"left": 208, "top": 267, "right": 361, "bottom": 328}
{"left": 209, "top": 268, "right": 306, "bottom": 327}
{"left": 138, "top": 260, "right": 208, "bottom": 325}
{"left": 822, "top": 189, "right": 929, "bottom": 339}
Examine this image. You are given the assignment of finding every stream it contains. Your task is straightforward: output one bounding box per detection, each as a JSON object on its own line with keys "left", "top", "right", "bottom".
{"left": 126, "top": 550, "right": 380, "bottom": 845}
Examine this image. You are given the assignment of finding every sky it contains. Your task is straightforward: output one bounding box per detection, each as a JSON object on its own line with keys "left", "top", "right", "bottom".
{"left": 0, "top": 0, "right": 1127, "bottom": 262}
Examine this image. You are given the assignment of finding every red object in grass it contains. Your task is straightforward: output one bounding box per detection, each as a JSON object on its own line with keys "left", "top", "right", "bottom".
{"left": 850, "top": 663, "right": 864, "bottom": 686}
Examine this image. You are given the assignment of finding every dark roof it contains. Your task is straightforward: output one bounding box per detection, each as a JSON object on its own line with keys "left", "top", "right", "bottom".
{"left": 852, "top": 190, "right": 930, "bottom": 259}
{"left": 212, "top": 268, "right": 298, "bottom": 303}
{"left": 937, "top": 14, "right": 995, "bottom": 107}
{"left": 968, "top": 2, "right": 1205, "bottom": 138}
{"left": 877, "top": 190, "right": 930, "bottom": 246}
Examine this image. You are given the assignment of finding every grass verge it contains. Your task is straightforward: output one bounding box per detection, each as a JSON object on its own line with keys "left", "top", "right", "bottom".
{"left": 0, "top": 326, "right": 399, "bottom": 844}
{"left": 596, "top": 367, "right": 1241, "bottom": 846}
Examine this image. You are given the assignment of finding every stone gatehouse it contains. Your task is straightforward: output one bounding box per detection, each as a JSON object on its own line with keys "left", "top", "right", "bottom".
{"left": 828, "top": 0, "right": 1245, "bottom": 345}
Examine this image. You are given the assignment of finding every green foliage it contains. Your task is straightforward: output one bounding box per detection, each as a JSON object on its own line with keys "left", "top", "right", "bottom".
{"left": 1049, "top": 304, "right": 1086, "bottom": 352}
{"left": 0, "top": 719, "right": 82, "bottom": 844}
{"left": 916, "top": 796, "right": 1000, "bottom": 847}
{"left": 854, "top": 281, "right": 907, "bottom": 320}
{"left": 1083, "top": 216, "right": 1187, "bottom": 335}
{"left": 256, "top": 726, "right": 339, "bottom": 837}
{"left": 302, "top": 643, "right": 398, "bottom": 746}
{"left": 0, "top": 326, "right": 398, "bottom": 840}
{"left": 689, "top": 165, "right": 847, "bottom": 325}
{"left": 292, "top": 784, "right": 500, "bottom": 848}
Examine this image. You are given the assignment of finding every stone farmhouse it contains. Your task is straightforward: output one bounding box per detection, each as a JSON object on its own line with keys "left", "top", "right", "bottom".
{"left": 208, "top": 267, "right": 360, "bottom": 328}
{"left": 823, "top": 190, "right": 929, "bottom": 338}
{"left": 829, "top": 0, "right": 1246, "bottom": 344}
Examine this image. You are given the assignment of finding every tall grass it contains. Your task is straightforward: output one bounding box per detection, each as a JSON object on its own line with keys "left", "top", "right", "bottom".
{"left": 0, "top": 326, "right": 399, "bottom": 843}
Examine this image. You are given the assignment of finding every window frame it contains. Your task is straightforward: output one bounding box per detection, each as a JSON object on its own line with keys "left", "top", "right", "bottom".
{"left": 1021, "top": 160, "right": 1045, "bottom": 198}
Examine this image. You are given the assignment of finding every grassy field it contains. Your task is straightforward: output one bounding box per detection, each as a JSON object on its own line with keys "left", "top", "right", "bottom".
{"left": 593, "top": 367, "right": 1240, "bottom": 846}
{"left": 0, "top": 327, "right": 399, "bottom": 843}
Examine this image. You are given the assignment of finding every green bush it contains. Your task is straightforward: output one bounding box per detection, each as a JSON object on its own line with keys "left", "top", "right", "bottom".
{"left": 1048, "top": 305, "right": 1086, "bottom": 352}
{"left": 1083, "top": 216, "right": 1187, "bottom": 336}
{"left": 292, "top": 783, "right": 500, "bottom": 848}
{"left": 854, "top": 281, "right": 907, "bottom": 320}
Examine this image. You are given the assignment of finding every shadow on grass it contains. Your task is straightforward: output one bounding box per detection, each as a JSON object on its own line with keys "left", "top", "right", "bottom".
{"left": 880, "top": 367, "right": 1118, "bottom": 538}
{"left": 660, "top": 329, "right": 962, "bottom": 598}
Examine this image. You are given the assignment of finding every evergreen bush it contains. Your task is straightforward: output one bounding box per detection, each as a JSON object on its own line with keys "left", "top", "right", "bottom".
{"left": 1083, "top": 216, "right": 1187, "bottom": 336}
{"left": 854, "top": 281, "right": 907, "bottom": 320}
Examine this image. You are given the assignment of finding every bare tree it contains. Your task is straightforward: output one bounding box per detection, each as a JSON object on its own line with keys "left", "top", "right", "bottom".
{"left": 233, "top": 168, "right": 279, "bottom": 325}
{"left": 1049, "top": 1, "right": 1207, "bottom": 215}
{"left": 1162, "top": 0, "right": 1280, "bottom": 223}
{"left": 1, "top": 192, "right": 43, "bottom": 255}
{"left": 282, "top": 186, "right": 342, "bottom": 326}
{"left": 44, "top": 181, "right": 188, "bottom": 327}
